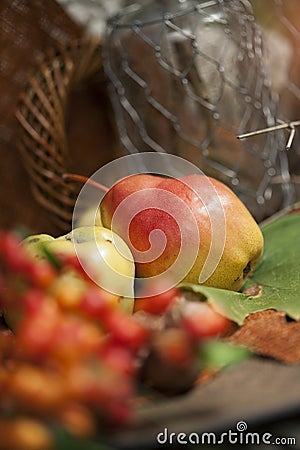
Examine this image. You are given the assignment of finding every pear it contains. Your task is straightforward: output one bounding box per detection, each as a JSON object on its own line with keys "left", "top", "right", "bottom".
{"left": 100, "top": 173, "right": 264, "bottom": 291}
{"left": 22, "top": 234, "right": 55, "bottom": 259}
{"left": 57, "top": 227, "right": 135, "bottom": 309}
{"left": 22, "top": 227, "right": 136, "bottom": 313}
{"left": 100, "top": 173, "right": 162, "bottom": 228}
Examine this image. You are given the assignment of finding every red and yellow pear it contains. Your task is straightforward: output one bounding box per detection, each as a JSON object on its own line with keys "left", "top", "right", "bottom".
{"left": 100, "top": 173, "right": 263, "bottom": 291}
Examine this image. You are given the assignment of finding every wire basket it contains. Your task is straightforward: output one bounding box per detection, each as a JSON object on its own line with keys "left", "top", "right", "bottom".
{"left": 15, "top": 0, "right": 300, "bottom": 230}
{"left": 251, "top": 0, "right": 300, "bottom": 189}
{"left": 104, "top": 0, "right": 294, "bottom": 221}
{"left": 16, "top": 37, "right": 105, "bottom": 231}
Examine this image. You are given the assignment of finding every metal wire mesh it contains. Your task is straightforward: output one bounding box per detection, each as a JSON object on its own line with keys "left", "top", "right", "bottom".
{"left": 103, "top": 0, "right": 295, "bottom": 221}
{"left": 251, "top": 0, "right": 300, "bottom": 192}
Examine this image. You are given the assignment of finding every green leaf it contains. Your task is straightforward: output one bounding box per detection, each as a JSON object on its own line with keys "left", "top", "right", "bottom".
{"left": 181, "top": 212, "right": 300, "bottom": 325}
{"left": 180, "top": 284, "right": 252, "bottom": 326}
{"left": 39, "top": 243, "right": 63, "bottom": 270}
{"left": 53, "top": 427, "right": 114, "bottom": 450}
{"left": 200, "top": 340, "right": 252, "bottom": 370}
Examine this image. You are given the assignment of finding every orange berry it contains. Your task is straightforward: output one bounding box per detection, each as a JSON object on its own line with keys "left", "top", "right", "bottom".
{"left": 0, "top": 417, "right": 53, "bottom": 450}
{"left": 9, "top": 365, "right": 68, "bottom": 413}
{"left": 58, "top": 403, "right": 96, "bottom": 437}
{"left": 153, "top": 328, "right": 193, "bottom": 367}
{"left": 51, "top": 273, "right": 86, "bottom": 311}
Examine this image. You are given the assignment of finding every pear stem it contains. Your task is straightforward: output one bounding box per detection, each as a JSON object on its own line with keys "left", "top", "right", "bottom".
{"left": 62, "top": 173, "right": 109, "bottom": 193}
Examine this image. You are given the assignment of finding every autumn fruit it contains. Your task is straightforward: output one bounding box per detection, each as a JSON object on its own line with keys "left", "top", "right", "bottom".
{"left": 22, "top": 226, "right": 136, "bottom": 313}
{"left": 100, "top": 173, "right": 264, "bottom": 291}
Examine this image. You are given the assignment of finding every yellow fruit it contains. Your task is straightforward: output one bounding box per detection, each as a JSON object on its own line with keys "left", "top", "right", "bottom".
{"left": 22, "top": 227, "right": 135, "bottom": 313}
{"left": 22, "top": 234, "right": 55, "bottom": 259}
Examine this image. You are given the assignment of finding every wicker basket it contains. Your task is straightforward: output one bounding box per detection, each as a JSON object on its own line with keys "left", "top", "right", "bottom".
{"left": 16, "top": 37, "right": 115, "bottom": 231}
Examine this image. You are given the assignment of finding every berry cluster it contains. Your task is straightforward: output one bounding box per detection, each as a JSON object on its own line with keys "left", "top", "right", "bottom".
{"left": 0, "top": 231, "right": 229, "bottom": 449}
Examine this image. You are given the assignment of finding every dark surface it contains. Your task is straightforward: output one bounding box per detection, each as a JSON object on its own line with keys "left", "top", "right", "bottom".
{"left": 107, "top": 357, "right": 300, "bottom": 449}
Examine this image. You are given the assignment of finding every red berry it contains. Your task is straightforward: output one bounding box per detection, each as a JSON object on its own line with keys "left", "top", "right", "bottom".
{"left": 22, "top": 289, "right": 46, "bottom": 314}
{"left": 80, "top": 287, "right": 118, "bottom": 320}
{"left": 4, "top": 289, "right": 47, "bottom": 330}
{"left": 58, "top": 254, "right": 89, "bottom": 280}
{"left": 181, "top": 302, "right": 230, "bottom": 340}
{"left": 28, "top": 261, "right": 56, "bottom": 289}
{"left": 100, "top": 341, "right": 135, "bottom": 375}
{"left": 153, "top": 328, "right": 193, "bottom": 367}
{"left": 17, "top": 300, "right": 59, "bottom": 355}
{"left": 105, "top": 311, "right": 149, "bottom": 351}
{"left": 134, "top": 286, "right": 178, "bottom": 315}
{"left": 0, "top": 233, "right": 31, "bottom": 274}
{"left": 52, "top": 317, "right": 103, "bottom": 362}
{"left": 18, "top": 316, "right": 56, "bottom": 356}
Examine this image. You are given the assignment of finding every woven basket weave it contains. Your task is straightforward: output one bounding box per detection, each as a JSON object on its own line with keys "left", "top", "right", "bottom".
{"left": 16, "top": 37, "right": 107, "bottom": 231}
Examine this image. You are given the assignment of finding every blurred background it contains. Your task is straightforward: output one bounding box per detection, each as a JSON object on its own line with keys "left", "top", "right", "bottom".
{"left": 1, "top": 0, "right": 300, "bottom": 234}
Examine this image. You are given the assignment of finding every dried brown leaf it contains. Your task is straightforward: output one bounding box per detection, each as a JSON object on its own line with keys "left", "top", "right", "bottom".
{"left": 228, "top": 310, "right": 300, "bottom": 364}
